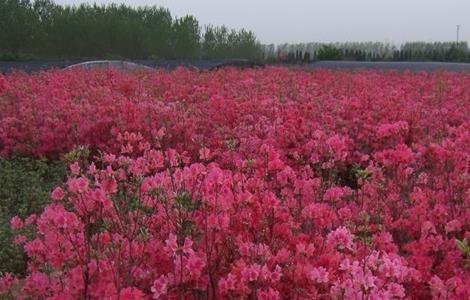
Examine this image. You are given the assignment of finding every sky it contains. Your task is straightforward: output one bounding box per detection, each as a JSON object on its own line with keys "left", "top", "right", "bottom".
{"left": 55, "top": 0, "right": 469, "bottom": 45}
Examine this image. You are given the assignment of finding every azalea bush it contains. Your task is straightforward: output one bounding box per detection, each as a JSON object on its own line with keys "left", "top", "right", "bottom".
{"left": 0, "top": 67, "right": 469, "bottom": 299}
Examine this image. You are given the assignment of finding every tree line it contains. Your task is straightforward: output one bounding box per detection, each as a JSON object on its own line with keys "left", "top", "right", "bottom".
{"left": 2, "top": 0, "right": 468, "bottom": 63}
{"left": 263, "top": 41, "right": 470, "bottom": 63}
{"left": 0, "top": 0, "right": 262, "bottom": 60}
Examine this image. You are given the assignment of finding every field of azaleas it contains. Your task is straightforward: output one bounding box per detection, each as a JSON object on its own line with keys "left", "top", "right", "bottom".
{"left": 0, "top": 67, "right": 469, "bottom": 299}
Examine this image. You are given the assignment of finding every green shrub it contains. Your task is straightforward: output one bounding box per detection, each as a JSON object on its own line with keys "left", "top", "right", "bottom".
{"left": 0, "top": 156, "right": 65, "bottom": 275}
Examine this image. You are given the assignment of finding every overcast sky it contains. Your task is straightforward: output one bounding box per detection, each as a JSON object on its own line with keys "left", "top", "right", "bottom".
{"left": 55, "top": 0, "right": 469, "bottom": 45}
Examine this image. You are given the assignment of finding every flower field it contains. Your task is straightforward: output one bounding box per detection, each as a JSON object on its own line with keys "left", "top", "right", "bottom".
{"left": 0, "top": 67, "right": 469, "bottom": 299}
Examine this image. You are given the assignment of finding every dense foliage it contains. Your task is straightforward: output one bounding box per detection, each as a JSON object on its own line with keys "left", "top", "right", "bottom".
{"left": 316, "top": 45, "right": 343, "bottom": 61}
{"left": 202, "top": 26, "right": 259, "bottom": 60}
{"left": 0, "top": 68, "right": 469, "bottom": 299}
{"left": 0, "top": 0, "right": 261, "bottom": 60}
{"left": 0, "top": 156, "right": 65, "bottom": 275}
{"left": 265, "top": 41, "right": 470, "bottom": 63}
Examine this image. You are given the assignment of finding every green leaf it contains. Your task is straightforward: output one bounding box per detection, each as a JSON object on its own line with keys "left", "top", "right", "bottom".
{"left": 456, "top": 238, "right": 469, "bottom": 254}
{"left": 175, "top": 190, "right": 199, "bottom": 211}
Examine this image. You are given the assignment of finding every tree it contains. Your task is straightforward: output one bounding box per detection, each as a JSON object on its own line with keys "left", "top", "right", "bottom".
{"left": 0, "top": 0, "right": 38, "bottom": 56}
{"left": 172, "top": 15, "right": 200, "bottom": 59}
{"left": 0, "top": 1, "right": 261, "bottom": 60}
{"left": 317, "top": 45, "right": 343, "bottom": 61}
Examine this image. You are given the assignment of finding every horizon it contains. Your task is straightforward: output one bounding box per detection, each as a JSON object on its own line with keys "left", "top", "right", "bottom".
{"left": 54, "top": 0, "right": 469, "bottom": 45}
